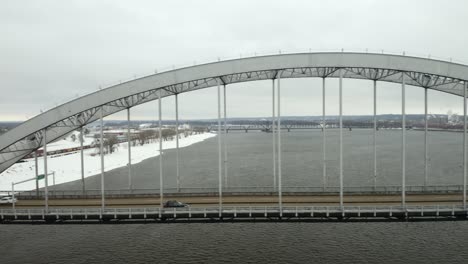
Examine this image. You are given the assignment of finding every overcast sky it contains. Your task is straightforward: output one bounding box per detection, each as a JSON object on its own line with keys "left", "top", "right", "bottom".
{"left": 1, "top": 0, "right": 467, "bottom": 121}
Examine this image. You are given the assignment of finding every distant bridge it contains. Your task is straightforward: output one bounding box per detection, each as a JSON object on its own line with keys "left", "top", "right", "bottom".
{"left": 207, "top": 124, "right": 326, "bottom": 132}
{"left": 207, "top": 124, "right": 378, "bottom": 133}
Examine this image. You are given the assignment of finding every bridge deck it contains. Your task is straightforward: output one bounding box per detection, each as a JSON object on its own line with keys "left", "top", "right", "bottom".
{"left": 1, "top": 205, "right": 467, "bottom": 223}
{"left": 1, "top": 193, "right": 467, "bottom": 223}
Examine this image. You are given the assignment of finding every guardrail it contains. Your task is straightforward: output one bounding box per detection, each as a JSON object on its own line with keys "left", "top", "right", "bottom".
{"left": 1, "top": 205, "right": 467, "bottom": 223}
{"left": 0, "top": 185, "right": 464, "bottom": 199}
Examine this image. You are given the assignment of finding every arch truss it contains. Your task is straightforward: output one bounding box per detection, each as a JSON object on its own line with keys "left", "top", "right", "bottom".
{"left": 1, "top": 52, "right": 468, "bottom": 174}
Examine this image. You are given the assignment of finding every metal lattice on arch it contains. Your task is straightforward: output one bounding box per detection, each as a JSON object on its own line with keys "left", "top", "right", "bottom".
{"left": 1, "top": 52, "right": 468, "bottom": 174}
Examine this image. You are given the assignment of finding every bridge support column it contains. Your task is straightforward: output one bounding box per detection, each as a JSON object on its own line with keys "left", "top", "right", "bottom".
{"left": 43, "top": 128, "right": 49, "bottom": 212}
{"left": 223, "top": 84, "right": 228, "bottom": 188}
{"left": 99, "top": 108, "right": 105, "bottom": 210}
{"left": 464, "top": 81, "right": 467, "bottom": 209}
{"left": 272, "top": 79, "right": 277, "bottom": 190}
{"left": 373, "top": 80, "right": 377, "bottom": 190}
{"left": 127, "top": 108, "right": 132, "bottom": 192}
{"left": 80, "top": 126, "right": 85, "bottom": 195}
{"left": 424, "top": 88, "right": 428, "bottom": 190}
{"left": 158, "top": 90, "right": 164, "bottom": 208}
{"left": 175, "top": 94, "right": 180, "bottom": 192}
{"left": 217, "top": 81, "right": 223, "bottom": 216}
{"left": 322, "top": 77, "right": 326, "bottom": 191}
{"left": 277, "top": 73, "right": 283, "bottom": 217}
{"left": 11, "top": 182, "right": 15, "bottom": 212}
{"left": 34, "top": 151, "right": 39, "bottom": 198}
{"left": 402, "top": 73, "right": 406, "bottom": 208}
{"left": 339, "top": 69, "right": 343, "bottom": 208}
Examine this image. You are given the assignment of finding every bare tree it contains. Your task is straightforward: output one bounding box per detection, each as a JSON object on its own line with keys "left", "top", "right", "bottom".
{"left": 138, "top": 130, "right": 155, "bottom": 145}
{"left": 93, "top": 133, "right": 118, "bottom": 155}
{"left": 104, "top": 134, "right": 119, "bottom": 154}
{"left": 193, "top": 127, "right": 206, "bottom": 134}
{"left": 161, "top": 128, "right": 176, "bottom": 141}
{"left": 93, "top": 134, "right": 103, "bottom": 154}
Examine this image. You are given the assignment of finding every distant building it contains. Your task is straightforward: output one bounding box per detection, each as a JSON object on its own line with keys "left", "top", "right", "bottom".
{"left": 179, "top": 123, "right": 191, "bottom": 130}
{"left": 139, "top": 123, "right": 153, "bottom": 129}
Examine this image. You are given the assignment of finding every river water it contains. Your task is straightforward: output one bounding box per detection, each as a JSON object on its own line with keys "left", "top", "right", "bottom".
{"left": 56, "top": 129, "right": 463, "bottom": 190}
{"left": 1, "top": 129, "right": 466, "bottom": 263}
{"left": 1, "top": 221, "right": 467, "bottom": 263}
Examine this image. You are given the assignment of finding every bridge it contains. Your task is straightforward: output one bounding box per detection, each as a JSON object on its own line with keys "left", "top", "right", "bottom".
{"left": 208, "top": 124, "right": 326, "bottom": 133}
{"left": 2, "top": 188, "right": 467, "bottom": 223}
{"left": 1, "top": 52, "right": 468, "bottom": 223}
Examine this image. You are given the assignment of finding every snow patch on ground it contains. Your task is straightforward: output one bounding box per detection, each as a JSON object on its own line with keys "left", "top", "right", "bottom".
{"left": 0, "top": 133, "right": 216, "bottom": 191}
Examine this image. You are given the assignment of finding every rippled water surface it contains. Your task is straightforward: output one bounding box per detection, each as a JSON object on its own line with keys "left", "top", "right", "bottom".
{"left": 3, "top": 130, "right": 467, "bottom": 263}
{"left": 1, "top": 221, "right": 467, "bottom": 263}
{"left": 57, "top": 129, "right": 464, "bottom": 191}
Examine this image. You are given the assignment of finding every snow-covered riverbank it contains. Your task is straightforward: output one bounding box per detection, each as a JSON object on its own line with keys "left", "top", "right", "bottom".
{"left": 0, "top": 132, "right": 216, "bottom": 191}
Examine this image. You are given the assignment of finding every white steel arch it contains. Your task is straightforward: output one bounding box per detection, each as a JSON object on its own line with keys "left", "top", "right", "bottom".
{"left": 1, "top": 52, "right": 468, "bottom": 174}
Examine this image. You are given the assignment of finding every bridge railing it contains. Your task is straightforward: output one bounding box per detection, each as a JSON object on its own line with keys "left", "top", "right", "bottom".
{"left": 0, "top": 184, "right": 464, "bottom": 198}
{"left": 1, "top": 204, "right": 466, "bottom": 221}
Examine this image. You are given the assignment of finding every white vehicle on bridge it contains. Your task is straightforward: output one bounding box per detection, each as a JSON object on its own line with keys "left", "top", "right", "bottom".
{"left": 0, "top": 196, "right": 17, "bottom": 204}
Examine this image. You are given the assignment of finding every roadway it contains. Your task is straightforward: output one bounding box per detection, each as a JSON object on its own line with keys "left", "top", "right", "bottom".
{"left": 1, "top": 193, "right": 465, "bottom": 208}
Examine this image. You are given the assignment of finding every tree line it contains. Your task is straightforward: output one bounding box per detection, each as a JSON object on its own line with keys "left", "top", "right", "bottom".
{"left": 91, "top": 128, "right": 205, "bottom": 155}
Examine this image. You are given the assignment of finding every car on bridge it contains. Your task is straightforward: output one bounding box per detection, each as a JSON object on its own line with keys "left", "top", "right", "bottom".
{"left": 163, "top": 200, "right": 189, "bottom": 208}
{"left": 0, "top": 196, "right": 17, "bottom": 204}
